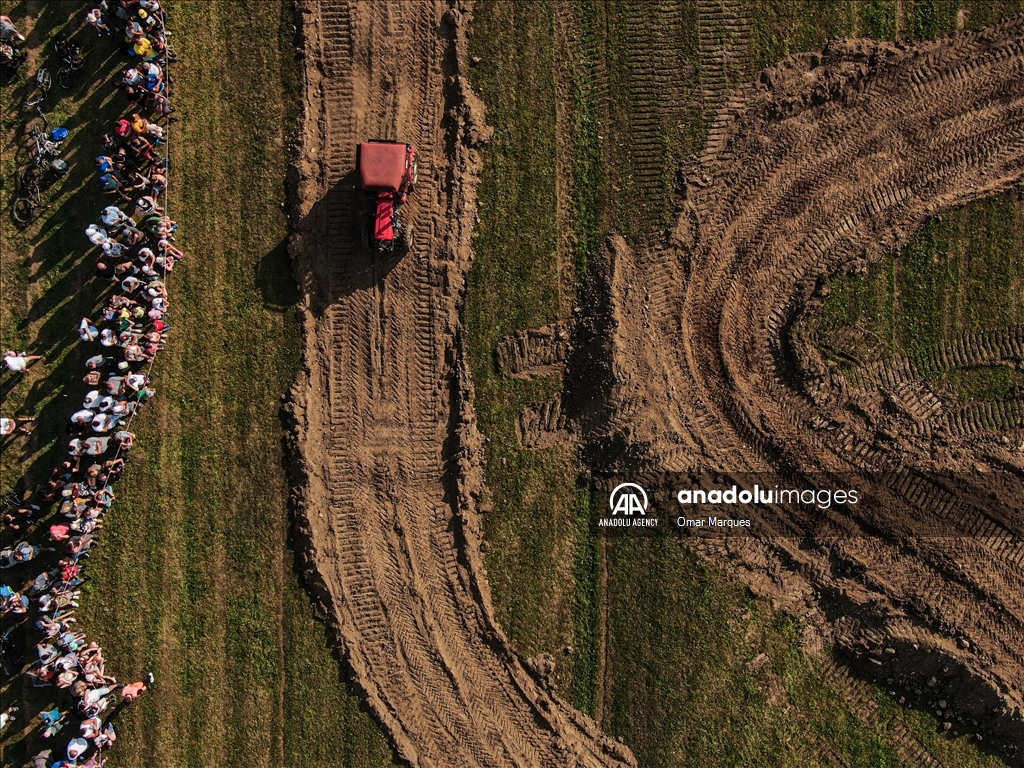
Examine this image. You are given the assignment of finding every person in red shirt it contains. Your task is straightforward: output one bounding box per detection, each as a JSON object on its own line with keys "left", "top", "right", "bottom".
{"left": 121, "top": 672, "right": 154, "bottom": 702}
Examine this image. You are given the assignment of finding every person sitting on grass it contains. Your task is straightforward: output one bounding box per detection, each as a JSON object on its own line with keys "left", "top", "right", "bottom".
{"left": 140, "top": 60, "right": 163, "bottom": 91}
{"left": 3, "top": 504, "right": 37, "bottom": 532}
{"left": 70, "top": 409, "right": 96, "bottom": 428}
{"left": 120, "top": 222, "right": 145, "bottom": 246}
{"left": 4, "top": 350, "right": 42, "bottom": 373}
{"left": 133, "top": 194, "right": 162, "bottom": 218}
{"left": 113, "top": 260, "right": 137, "bottom": 281}
{"left": 121, "top": 168, "right": 150, "bottom": 196}
{"left": 124, "top": 19, "right": 145, "bottom": 46}
{"left": 139, "top": 0, "right": 165, "bottom": 24}
{"left": 101, "top": 204, "right": 133, "bottom": 229}
{"left": 16, "top": 541, "right": 54, "bottom": 563}
{"left": 127, "top": 133, "right": 159, "bottom": 165}
{"left": 103, "top": 239, "right": 127, "bottom": 260}
{"left": 82, "top": 436, "right": 111, "bottom": 456}
{"left": 91, "top": 412, "right": 122, "bottom": 434}
{"left": 80, "top": 715, "right": 103, "bottom": 739}
{"left": 1, "top": 590, "right": 29, "bottom": 614}
{"left": 56, "top": 668, "right": 80, "bottom": 689}
{"left": 39, "top": 707, "right": 66, "bottom": 738}
{"left": 67, "top": 534, "right": 98, "bottom": 559}
{"left": 93, "top": 487, "right": 115, "bottom": 508}
{"left": 0, "top": 415, "right": 35, "bottom": 436}
{"left": 0, "top": 14, "right": 25, "bottom": 44}
{"left": 85, "top": 7, "right": 111, "bottom": 35}
{"left": 98, "top": 173, "right": 122, "bottom": 197}
{"left": 158, "top": 238, "right": 183, "bottom": 262}
{"left": 79, "top": 318, "right": 100, "bottom": 343}
{"left": 137, "top": 6, "right": 161, "bottom": 37}
{"left": 132, "top": 34, "right": 153, "bottom": 60}
{"left": 93, "top": 720, "right": 117, "bottom": 751}
{"left": 112, "top": 430, "right": 135, "bottom": 451}
{"left": 100, "top": 457, "right": 125, "bottom": 484}
{"left": 96, "top": 261, "right": 117, "bottom": 281}
{"left": 156, "top": 214, "right": 177, "bottom": 238}
{"left": 99, "top": 132, "right": 122, "bottom": 154}
{"left": 142, "top": 89, "right": 173, "bottom": 118}
{"left": 109, "top": 0, "right": 136, "bottom": 23}
{"left": 133, "top": 113, "right": 165, "bottom": 142}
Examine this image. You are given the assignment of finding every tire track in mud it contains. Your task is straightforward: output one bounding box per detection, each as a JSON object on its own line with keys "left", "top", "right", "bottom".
{"left": 576, "top": 17, "right": 1024, "bottom": 759}
{"left": 287, "top": 2, "right": 634, "bottom": 766}
{"left": 697, "top": 0, "right": 754, "bottom": 148}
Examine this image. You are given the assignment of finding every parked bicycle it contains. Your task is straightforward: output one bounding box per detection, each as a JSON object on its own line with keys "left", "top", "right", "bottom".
{"left": 12, "top": 114, "right": 68, "bottom": 226}
{"left": 12, "top": 167, "right": 49, "bottom": 225}
{"left": 55, "top": 36, "right": 84, "bottom": 90}
{"left": 0, "top": 624, "right": 18, "bottom": 678}
{"left": 24, "top": 66, "right": 50, "bottom": 109}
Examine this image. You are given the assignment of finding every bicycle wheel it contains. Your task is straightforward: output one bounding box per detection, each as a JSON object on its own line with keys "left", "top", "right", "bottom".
{"left": 20, "top": 165, "right": 41, "bottom": 192}
{"left": 58, "top": 66, "right": 72, "bottom": 90}
{"left": 12, "top": 197, "right": 36, "bottom": 226}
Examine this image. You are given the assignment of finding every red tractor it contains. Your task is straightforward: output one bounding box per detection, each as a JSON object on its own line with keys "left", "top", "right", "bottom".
{"left": 356, "top": 140, "right": 417, "bottom": 252}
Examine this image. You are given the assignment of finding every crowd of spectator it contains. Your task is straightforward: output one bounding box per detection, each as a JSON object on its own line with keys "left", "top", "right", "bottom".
{"left": 1, "top": 3, "right": 179, "bottom": 765}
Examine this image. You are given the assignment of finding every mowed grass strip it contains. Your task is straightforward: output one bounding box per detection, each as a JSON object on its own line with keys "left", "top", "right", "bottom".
{"left": 470, "top": 1, "right": 1019, "bottom": 767}
{"left": 1, "top": 2, "right": 396, "bottom": 766}
{"left": 467, "top": 0, "right": 584, "bottom": 674}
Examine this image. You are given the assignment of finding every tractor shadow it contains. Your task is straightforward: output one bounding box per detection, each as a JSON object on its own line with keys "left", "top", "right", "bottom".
{"left": 286, "top": 170, "right": 408, "bottom": 318}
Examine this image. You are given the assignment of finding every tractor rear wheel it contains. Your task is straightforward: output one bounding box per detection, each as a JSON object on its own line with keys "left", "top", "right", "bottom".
{"left": 399, "top": 221, "right": 414, "bottom": 252}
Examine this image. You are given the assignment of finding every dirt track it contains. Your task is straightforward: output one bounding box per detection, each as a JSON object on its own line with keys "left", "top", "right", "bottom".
{"left": 285, "top": 2, "right": 633, "bottom": 766}
{"left": 571, "top": 17, "right": 1024, "bottom": 757}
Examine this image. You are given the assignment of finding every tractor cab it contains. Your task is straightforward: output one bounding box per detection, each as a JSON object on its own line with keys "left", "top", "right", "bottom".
{"left": 356, "top": 140, "right": 417, "bottom": 251}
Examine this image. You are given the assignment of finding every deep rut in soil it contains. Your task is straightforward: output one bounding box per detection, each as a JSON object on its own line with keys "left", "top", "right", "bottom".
{"left": 287, "top": 2, "right": 633, "bottom": 766}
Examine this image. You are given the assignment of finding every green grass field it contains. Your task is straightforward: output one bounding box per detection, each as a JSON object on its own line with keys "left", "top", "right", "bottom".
{"left": 0, "top": 2, "right": 396, "bottom": 767}
{"left": 3, "top": 1, "right": 1022, "bottom": 767}
{"left": 467, "top": 1, "right": 1021, "bottom": 767}
{"left": 813, "top": 192, "right": 1024, "bottom": 399}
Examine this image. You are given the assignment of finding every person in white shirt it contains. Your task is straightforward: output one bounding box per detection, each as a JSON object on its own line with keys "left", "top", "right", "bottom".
{"left": 0, "top": 416, "right": 34, "bottom": 436}
{"left": 70, "top": 410, "right": 95, "bottom": 426}
{"left": 91, "top": 413, "right": 121, "bottom": 433}
{"left": 3, "top": 350, "right": 41, "bottom": 372}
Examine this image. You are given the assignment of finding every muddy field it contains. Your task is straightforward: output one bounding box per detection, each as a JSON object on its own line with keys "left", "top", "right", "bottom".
{"left": 287, "top": 2, "right": 1024, "bottom": 766}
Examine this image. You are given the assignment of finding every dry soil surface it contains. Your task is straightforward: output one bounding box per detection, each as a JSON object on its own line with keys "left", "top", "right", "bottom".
{"left": 286, "top": 2, "right": 634, "bottom": 767}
